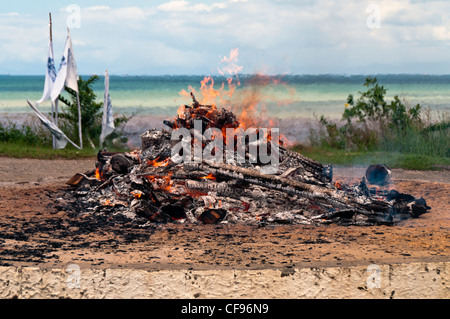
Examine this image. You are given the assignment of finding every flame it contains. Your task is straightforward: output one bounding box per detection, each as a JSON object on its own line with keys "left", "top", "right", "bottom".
{"left": 200, "top": 76, "right": 220, "bottom": 106}
{"left": 131, "top": 191, "right": 143, "bottom": 199}
{"left": 177, "top": 104, "right": 187, "bottom": 120}
{"left": 176, "top": 49, "right": 296, "bottom": 147}
{"left": 231, "top": 74, "right": 282, "bottom": 129}
{"left": 178, "top": 48, "right": 241, "bottom": 109}
{"left": 200, "top": 173, "right": 216, "bottom": 180}
{"left": 145, "top": 172, "right": 174, "bottom": 193}
{"left": 218, "top": 48, "right": 243, "bottom": 82}
{"left": 95, "top": 167, "right": 105, "bottom": 181}
{"left": 147, "top": 156, "right": 170, "bottom": 167}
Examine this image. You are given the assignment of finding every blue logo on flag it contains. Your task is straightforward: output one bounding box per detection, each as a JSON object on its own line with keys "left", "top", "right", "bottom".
{"left": 59, "top": 56, "right": 67, "bottom": 70}
{"left": 48, "top": 58, "right": 57, "bottom": 82}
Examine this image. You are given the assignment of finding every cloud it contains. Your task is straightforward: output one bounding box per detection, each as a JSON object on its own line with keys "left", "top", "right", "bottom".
{"left": 158, "top": 1, "right": 227, "bottom": 13}
{"left": 3, "top": 0, "right": 450, "bottom": 75}
{"left": 81, "top": 5, "right": 155, "bottom": 22}
{"left": 0, "top": 13, "right": 48, "bottom": 66}
{"left": 158, "top": 0, "right": 189, "bottom": 12}
{"left": 0, "top": 12, "right": 20, "bottom": 17}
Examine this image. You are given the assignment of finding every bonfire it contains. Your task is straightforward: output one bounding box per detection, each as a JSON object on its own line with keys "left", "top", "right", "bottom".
{"left": 65, "top": 78, "right": 431, "bottom": 227}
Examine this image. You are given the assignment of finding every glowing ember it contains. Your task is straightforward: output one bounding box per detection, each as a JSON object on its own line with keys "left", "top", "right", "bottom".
{"left": 95, "top": 167, "right": 102, "bottom": 180}
{"left": 147, "top": 157, "right": 170, "bottom": 167}
{"left": 145, "top": 173, "right": 174, "bottom": 193}
{"left": 131, "top": 191, "right": 143, "bottom": 199}
{"left": 200, "top": 173, "right": 216, "bottom": 180}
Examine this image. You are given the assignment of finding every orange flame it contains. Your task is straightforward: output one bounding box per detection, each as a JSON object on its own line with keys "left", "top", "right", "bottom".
{"left": 131, "top": 191, "right": 143, "bottom": 199}
{"left": 147, "top": 157, "right": 170, "bottom": 167}
{"left": 200, "top": 173, "right": 216, "bottom": 180}
{"left": 145, "top": 172, "right": 173, "bottom": 193}
{"left": 95, "top": 167, "right": 104, "bottom": 181}
{"left": 177, "top": 49, "right": 296, "bottom": 147}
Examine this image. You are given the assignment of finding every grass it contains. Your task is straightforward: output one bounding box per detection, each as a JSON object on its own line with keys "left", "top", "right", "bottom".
{"left": 1, "top": 140, "right": 448, "bottom": 171}
{"left": 291, "top": 144, "right": 450, "bottom": 171}
{"left": 0, "top": 142, "right": 98, "bottom": 159}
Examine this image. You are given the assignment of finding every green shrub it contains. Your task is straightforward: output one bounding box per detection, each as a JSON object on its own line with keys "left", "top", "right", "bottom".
{"left": 58, "top": 75, "right": 130, "bottom": 149}
{"left": 0, "top": 121, "right": 51, "bottom": 146}
{"left": 310, "top": 76, "right": 449, "bottom": 159}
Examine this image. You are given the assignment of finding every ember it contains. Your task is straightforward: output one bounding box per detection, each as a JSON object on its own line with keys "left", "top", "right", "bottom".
{"left": 66, "top": 93, "right": 431, "bottom": 226}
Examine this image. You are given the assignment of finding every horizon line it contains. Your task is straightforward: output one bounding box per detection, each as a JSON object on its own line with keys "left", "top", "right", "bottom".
{"left": 1, "top": 72, "right": 450, "bottom": 77}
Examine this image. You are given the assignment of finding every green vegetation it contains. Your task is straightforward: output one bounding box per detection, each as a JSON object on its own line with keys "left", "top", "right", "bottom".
{"left": 292, "top": 145, "right": 450, "bottom": 171}
{"left": 58, "top": 75, "right": 130, "bottom": 149}
{"left": 0, "top": 121, "right": 51, "bottom": 146}
{"left": 0, "top": 75, "right": 130, "bottom": 159}
{"left": 305, "top": 76, "right": 450, "bottom": 170}
{"left": 0, "top": 141, "right": 98, "bottom": 159}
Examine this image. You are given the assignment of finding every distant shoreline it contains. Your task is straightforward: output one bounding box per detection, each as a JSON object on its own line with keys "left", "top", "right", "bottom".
{"left": 0, "top": 112, "right": 325, "bottom": 146}
{"left": 3, "top": 73, "right": 450, "bottom": 78}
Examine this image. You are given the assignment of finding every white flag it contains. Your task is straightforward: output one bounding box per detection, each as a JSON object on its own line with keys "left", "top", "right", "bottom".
{"left": 27, "top": 100, "right": 68, "bottom": 149}
{"left": 100, "top": 70, "right": 115, "bottom": 146}
{"left": 36, "top": 40, "right": 57, "bottom": 105}
{"left": 65, "top": 32, "right": 79, "bottom": 93}
{"left": 50, "top": 30, "right": 79, "bottom": 102}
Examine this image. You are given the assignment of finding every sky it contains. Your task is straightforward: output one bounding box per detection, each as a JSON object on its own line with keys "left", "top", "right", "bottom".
{"left": 2, "top": 0, "right": 450, "bottom": 75}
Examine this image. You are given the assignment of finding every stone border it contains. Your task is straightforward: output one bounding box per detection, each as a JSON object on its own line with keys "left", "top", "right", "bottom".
{"left": 0, "top": 261, "right": 448, "bottom": 299}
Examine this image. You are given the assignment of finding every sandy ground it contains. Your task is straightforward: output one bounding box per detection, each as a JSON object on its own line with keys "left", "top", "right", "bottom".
{"left": 0, "top": 157, "right": 448, "bottom": 270}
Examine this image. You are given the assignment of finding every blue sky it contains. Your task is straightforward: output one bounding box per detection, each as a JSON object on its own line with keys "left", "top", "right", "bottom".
{"left": 2, "top": 0, "right": 450, "bottom": 75}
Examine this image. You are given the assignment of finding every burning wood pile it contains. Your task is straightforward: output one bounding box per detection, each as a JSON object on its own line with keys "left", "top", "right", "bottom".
{"left": 66, "top": 94, "right": 431, "bottom": 226}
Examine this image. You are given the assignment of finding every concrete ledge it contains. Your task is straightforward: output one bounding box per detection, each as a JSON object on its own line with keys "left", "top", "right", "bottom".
{"left": 0, "top": 261, "right": 448, "bottom": 299}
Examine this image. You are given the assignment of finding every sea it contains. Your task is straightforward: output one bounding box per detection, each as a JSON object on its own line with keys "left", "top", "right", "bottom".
{"left": 1, "top": 74, "right": 450, "bottom": 120}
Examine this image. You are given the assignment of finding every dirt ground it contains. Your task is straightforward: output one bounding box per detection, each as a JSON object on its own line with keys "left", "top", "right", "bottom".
{"left": 0, "top": 157, "right": 449, "bottom": 270}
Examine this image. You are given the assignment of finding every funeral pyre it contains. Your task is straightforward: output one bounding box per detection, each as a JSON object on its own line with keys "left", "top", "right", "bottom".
{"left": 66, "top": 95, "right": 431, "bottom": 226}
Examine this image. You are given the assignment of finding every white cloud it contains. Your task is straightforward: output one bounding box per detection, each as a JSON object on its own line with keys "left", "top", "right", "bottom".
{"left": 0, "top": 12, "right": 20, "bottom": 17}
{"left": 158, "top": 0, "right": 188, "bottom": 12}
{"left": 158, "top": 1, "right": 227, "bottom": 13}
{"left": 82, "top": 5, "right": 155, "bottom": 22}
{"left": 3, "top": 0, "right": 450, "bottom": 74}
{"left": 0, "top": 13, "right": 48, "bottom": 66}
{"left": 85, "top": 6, "right": 111, "bottom": 11}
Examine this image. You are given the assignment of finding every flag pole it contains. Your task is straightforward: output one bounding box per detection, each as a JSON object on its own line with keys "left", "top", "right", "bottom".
{"left": 76, "top": 91, "right": 82, "bottom": 149}
{"left": 100, "top": 69, "right": 107, "bottom": 149}
{"left": 67, "top": 27, "right": 83, "bottom": 149}
{"left": 51, "top": 14, "right": 58, "bottom": 136}
{"left": 49, "top": 12, "right": 56, "bottom": 149}
{"left": 49, "top": 12, "right": 52, "bottom": 42}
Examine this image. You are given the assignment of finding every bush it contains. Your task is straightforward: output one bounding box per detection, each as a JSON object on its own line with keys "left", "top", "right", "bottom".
{"left": 0, "top": 121, "right": 51, "bottom": 146}
{"left": 58, "top": 75, "right": 130, "bottom": 149}
{"left": 310, "top": 76, "right": 450, "bottom": 158}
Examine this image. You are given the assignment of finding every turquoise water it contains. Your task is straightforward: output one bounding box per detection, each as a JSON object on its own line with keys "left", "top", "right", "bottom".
{"left": 1, "top": 74, "right": 450, "bottom": 119}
